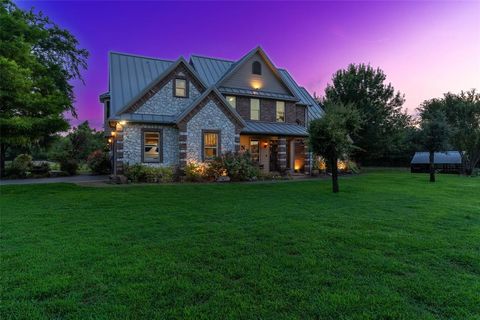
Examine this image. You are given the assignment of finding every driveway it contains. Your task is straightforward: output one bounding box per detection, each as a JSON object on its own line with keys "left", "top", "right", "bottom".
{"left": 0, "top": 174, "right": 109, "bottom": 186}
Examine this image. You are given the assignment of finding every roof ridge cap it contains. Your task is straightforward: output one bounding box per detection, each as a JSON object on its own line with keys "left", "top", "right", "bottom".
{"left": 109, "top": 51, "right": 174, "bottom": 62}
{"left": 190, "top": 54, "right": 234, "bottom": 63}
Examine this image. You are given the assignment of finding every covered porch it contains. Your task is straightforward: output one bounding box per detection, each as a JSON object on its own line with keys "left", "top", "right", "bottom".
{"left": 240, "top": 135, "right": 309, "bottom": 173}
{"left": 239, "top": 120, "right": 310, "bottom": 174}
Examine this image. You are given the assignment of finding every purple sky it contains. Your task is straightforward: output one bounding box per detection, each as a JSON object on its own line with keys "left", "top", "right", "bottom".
{"left": 18, "top": 1, "right": 480, "bottom": 129}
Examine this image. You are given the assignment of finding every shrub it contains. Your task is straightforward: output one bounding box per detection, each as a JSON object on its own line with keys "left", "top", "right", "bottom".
{"left": 87, "top": 150, "right": 111, "bottom": 175}
{"left": 31, "top": 162, "right": 50, "bottom": 177}
{"left": 347, "top": 160, "right": 360, "bottom": 174}
{"left": 60, "top": 159, "right": 78, "bottom": 176}
{"left": 216, "top": 152, "right": 260, "bottom": 181}
{"left": 185, "top": 161, "right": 210, "bottom": 182}
{"left": 6, "top": 154, "right": 33, "bottom": 178}
{"left": 124, "top": 164, "right": 174, "bottom": 183}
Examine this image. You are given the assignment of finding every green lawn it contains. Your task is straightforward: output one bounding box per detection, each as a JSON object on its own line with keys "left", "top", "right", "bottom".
{"left": 1, "top": 170, "right": 479, "bottom": 319}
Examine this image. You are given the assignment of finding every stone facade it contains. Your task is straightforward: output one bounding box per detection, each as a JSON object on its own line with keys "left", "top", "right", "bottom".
{"left": 184, "top": 100, "right": 236, "bottom": 162}
{"left": 122, "top": 124, "right": 179, "bottom": 167}
{"left": 135, "top": 79, "right": 201, "bottom": 116}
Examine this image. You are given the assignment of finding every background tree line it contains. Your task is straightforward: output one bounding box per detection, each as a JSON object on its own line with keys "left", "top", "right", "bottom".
{"left": 310, "top": 64, "right": 479, "bottom": 192}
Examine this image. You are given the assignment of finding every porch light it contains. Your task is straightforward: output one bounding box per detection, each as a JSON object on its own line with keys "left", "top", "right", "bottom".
{"left": 262, "top": 142, "right": 268, "bottom": 148}
{"left": 119, "top": 120, "right": 127, "bottom": 125}
{"left": 111, "top": 131, "right": 116, "bottom": 136}
{"left": 108, "top": 138, "right": 112, "bottom": 143}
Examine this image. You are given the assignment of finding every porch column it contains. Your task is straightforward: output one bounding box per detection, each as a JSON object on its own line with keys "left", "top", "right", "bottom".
{"left": 303, "top": 139, "right": 311, "bottom": 175}
{"left": 234, "top": 131, "right": 241, "bottom": 152}
{"left": 114, "top": 123, "right": 124, "bottom": 174}
{"left": 179, "top": 124, "right": 187, "bottom": 169}
{"left": 278, "top": 137, "right": 287, "bottom": 171}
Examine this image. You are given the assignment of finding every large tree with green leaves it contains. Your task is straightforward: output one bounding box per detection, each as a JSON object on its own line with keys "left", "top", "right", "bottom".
{"left": 418, "top": 90, "right": 480, "bottom": 175}
{"left": 0, "top": 0, "right": 88, "bottom": 176}
{"left": 324, "top": 64, "right": 412, "bottom": 165}
{"left": 308, "top": 102, "right": 361, "bottom": 193}
{"left": 442, "top": 90, "right": 480, "bottom": 175}
{"left": 418, "top": 102, "right": 450, "bottom": 182}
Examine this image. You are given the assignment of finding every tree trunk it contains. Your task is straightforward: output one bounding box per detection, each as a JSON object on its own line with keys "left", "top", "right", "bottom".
{"left": 0, "top": 143, "right": 5, "bottom": 178}
{"left": 331, "top": 155, "right": 339, "bottom": 193}
{"left": 429, "top": 151, "right": 435, "bottom": 182}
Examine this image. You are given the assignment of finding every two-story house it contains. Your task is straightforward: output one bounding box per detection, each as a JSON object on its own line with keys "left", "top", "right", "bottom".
{"left": 99, "top": 47, "right": 324, "bottom": 175}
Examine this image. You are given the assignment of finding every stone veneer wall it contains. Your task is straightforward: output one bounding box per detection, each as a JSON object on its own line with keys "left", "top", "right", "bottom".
{"left": 134, "top": 79, "right": 201, "bottom": 116}
{"left": 122, "top": 124, "right": 179, "bottom": 167}
{"left": 185, "top": 100, "right": 236, "bottom": 162}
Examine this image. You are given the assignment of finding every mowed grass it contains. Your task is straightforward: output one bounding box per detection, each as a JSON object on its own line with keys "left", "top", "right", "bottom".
{"left": 0, "top": 170, "right": 479, "bottom": 319}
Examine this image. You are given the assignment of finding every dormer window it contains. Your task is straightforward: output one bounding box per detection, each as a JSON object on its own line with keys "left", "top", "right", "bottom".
{"left": 174, "top": 78, "right": 188, "bottom": 97}
{"left": 252, "top": 61, "right": 262, "bottom": 75}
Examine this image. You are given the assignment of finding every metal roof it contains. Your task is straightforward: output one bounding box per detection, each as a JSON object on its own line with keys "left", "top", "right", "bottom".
{"left": 218, "top": 86, "right": 298, "bottom": 101}
{"left": 278, "top": 69, "right": 324, "bottom": 122}
{"left": 189, "top": 55, "right": 234, "bottom": 86}
{"left": 105, "top": 48, "right": 323, "bottom": 126}
{"left": 109, "top": 52, "right": 173, "bottom": 115}
{"left": 411, "top": 151, "right": 462, "bottom": 164}
{"left": 242, "top": 120, "right": 308, "bottom": 136}
{"left": 109, "top": 113, "right": 176, "bottom": 124}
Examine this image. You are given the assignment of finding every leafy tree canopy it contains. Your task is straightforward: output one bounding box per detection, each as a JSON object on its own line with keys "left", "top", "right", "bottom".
{"left": 324, "top": 64, "right": 412, "bottom": 164}
{"left": 0, "top": 0, "right": 88, "bottom": 174}
{"left": 309, "top": 102, "right": 361, "bottom": 192}
{"left": 420, "top": 90, "right": 480, "bottom": 174}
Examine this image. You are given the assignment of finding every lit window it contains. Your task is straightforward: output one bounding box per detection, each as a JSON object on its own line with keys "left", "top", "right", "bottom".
{"left": 174, "top": 78, "right": 187, "bottom": 97}
{"left": 276, "top": 101, "right": 285, "bottom": 122}
{"left": 250, "top": 140, "right": 259, "bottom": 163}
{"left": 143, "top": 131, "right": 161, "bottom": 162}
{"left": 226, "top": 96, "right": 236, "bottom": 108}
{"left": 252, "top": 61, "right": 262, "bottom": 75}
{"left": 203, "top": 131, "right": 219, "bottom": 161}
{"left": 250, "top": 98, "right": 260, "bottom": 120}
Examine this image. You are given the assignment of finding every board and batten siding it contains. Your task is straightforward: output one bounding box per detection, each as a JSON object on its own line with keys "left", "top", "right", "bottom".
{"left": 221, "top": 52, "right": 291, "bottom": 95}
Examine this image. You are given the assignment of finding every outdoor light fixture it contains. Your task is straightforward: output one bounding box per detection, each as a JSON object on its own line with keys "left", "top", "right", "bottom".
{"left": 119, "top": 121, "right": 126, "bottom": 125}
{"left": 263, "top": 142, "right": 268, "bottom": 148}
{"left": 251, "top": 80, "right": 262, "bottom": 90}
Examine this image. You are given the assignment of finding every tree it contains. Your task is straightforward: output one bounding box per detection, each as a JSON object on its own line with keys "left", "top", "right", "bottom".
{"left": 308, "top": 102, "right": 361, "bottom": 193}
{"left": 324, "top": 64, "right": 413, "bottom": 165}
{"left": 48, "top": 121, "right": 105, "bottom": 163}
{"left": 442, "top": 90, "right": 480, "bottom": 175}
{"left": 418, "top": 90, "right": 480, "bottom": 176}
{"left": 0, "top": 0, "right": 88, "bottom": 176}
{"left": 418, "top": 102, "right": 450, "bottom": 182}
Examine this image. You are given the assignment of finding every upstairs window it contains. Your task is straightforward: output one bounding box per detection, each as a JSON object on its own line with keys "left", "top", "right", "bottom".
{"left": 250, "top": 98, "right": 260, "bottom": 120}
{"left": 276, "top": 101, "right": 285, "bottom": 122}
{"left": 174, "top": 78, "right": 188, "bottom": 97}
{"left": 226, "top": 96, "right": 236, "bottom": 109}
{"left": 203, "top": 131, "right": 219, "bottom": 161}
{"left": 143, "top": 131, "right": 161, "bottom": 163}
{"left": 252, "top": 61, "right": 262, "bottom": 75}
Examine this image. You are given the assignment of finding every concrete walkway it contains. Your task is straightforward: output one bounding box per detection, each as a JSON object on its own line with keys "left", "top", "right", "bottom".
{"left": 0, "top": 174, "right": 109, "bottom": 186}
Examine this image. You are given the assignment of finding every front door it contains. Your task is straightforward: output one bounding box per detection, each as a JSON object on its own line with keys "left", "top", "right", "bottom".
{"left": 269, "top": 140, "right": 278, "bottom": 172}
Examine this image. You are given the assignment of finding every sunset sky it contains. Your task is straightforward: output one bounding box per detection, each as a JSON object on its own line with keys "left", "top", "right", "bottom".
{"left": 18, "top": 1, "right": 480, "bottom": 129}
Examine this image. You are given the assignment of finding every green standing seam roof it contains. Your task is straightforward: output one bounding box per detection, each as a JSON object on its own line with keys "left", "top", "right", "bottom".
{"left": 104, "top": 49, "right": 323, "bottom": 134}
{"left": 189, "top": 55, "right": 234, "bottom": 86}
{"left": 242, "top": 121, "right": 308, "bottom": 137}
{"left": 109, "top": 52, "right": 173, "bottom": 115}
